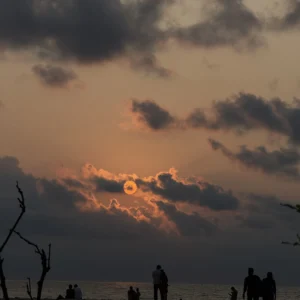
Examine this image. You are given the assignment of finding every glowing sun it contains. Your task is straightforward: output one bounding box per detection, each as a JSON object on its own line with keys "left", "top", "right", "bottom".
{"left": 123, "top": 181, "right": 138, "bottom": 195}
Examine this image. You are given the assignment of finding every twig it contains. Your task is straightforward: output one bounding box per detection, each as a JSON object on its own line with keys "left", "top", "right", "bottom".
{"left": 0, "top": 181, "right": 26, "bottom": 253}
{"left": 280, "top": 203, "right": 300, "bottom": 213}
{"left": 26, "top": 277, "right": 34, "bottom": 300}
{"left": 0, "top": 182, "right": 27, "bottom": 300}
{"left": 14, "top": 231, "right": 51, "bottom": 300}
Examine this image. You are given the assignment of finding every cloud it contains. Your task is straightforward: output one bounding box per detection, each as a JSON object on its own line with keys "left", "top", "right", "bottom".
{"left": 70, "top": 164, "right": 240, "bottom": 211}
{"left": 3, "top": 156, "right": 300, "bottom": 283}
{"left": 0, "top": 0, "right": 269, "bottom": 76}
{"left": 130, "top": 99, "right": 178, "bottom": 130}
{"left": 32, "top": 64, "right": 77, "bottom": 88}
{"left": 172, "top": 0, "right": 264, "bottom": 50}
{"left": 129, "top": 54, "right": 172, "bottom": 78}
{"left": 129, "top": 93, "right": 300, "bottom": 145}
{"left": 0, "top": 0, "right": 172, "bottom": 73}
{"left": 156, "top": 201, "right": 218, "bottom": 236}
{"left": 208, "top": 139, "right": 300, "bottom": 180}
{"left": 277, "top": 0, "right": 300, "bottom": 29}
{"left": 136, "top": 169, "right": 239, "bottom": 211}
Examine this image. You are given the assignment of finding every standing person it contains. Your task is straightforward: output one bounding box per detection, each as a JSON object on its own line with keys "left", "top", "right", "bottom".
{"left": 160, "top": 269, "right": 169, "bottom": 300}
{"left": 243, "top": 268, "right": 261, "bottom": 300}
{"left": 262, "top": 272, "right": 276, "bottom": 300}
{"left": 229, "top": 287, "right": 238, "bottom": 300}
{"left": 74, "top": 284, "right": 83, "bottom": 300}
{"left": 66, "top": 284, "right": 75, "bottom": 299}
{"left": 152, "top": 265, "right": 162, "bottom": 300}
{"left": 136, "top": 288, "right": 141, "bottom": 300}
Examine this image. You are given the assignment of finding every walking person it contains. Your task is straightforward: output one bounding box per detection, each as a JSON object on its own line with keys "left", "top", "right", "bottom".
{"left": 152, "top": 265, "right": 163, "bottom": 300}
{"left": 243, "top": 268, "right": 261, "bottom": 300}
{"left": 262, "top": 272, "right": 276, "bottom": 300}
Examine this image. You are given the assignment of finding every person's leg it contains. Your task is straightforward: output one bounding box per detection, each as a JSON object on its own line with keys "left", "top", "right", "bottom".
{"left": 154, "top": 285, "right": 158, "bottom": 300}
{"left": 159, "top": 285, "right": 164, "bottom": 300}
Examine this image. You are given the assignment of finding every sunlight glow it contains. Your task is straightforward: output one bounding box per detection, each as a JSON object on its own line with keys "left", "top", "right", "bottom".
{"left": 123, "top": 180, "right": 138, "bottom": 195}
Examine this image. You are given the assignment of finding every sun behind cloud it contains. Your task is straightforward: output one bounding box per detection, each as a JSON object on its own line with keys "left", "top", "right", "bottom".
{"left": 123, "top": 180, "right": 138, "bottom": 195}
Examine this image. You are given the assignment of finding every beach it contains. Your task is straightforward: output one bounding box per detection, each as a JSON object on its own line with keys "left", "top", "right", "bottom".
{"left": 2, "top": 281, "right": 300, "bottom": 300}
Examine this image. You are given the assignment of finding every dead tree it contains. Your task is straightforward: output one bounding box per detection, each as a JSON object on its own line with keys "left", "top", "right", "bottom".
{"left": 14, "top": 231, "right": 51, "bottom": 300}
{"left": 281, "top": 203, "right": 300, "bottom": 246}
{"left": 0, "top": 182, "right": 26, "bottom": 300}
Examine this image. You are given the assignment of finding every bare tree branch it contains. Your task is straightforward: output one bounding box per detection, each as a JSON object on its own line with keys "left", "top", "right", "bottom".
{"left": 281, "top": 204, "right": 300, "bottom": 246}
{"left": 13, "top": 231, "right": 51, "bottom": 300}
{"left": 0, "top": 182, "right": 26, "bottom": 252}
{"left": 0, "top": 182, "right": 27, "bottom": 300}
{"left": 280, "top": 203, "right": 300, "bottom": 213}
{"left": 26, "top": 278, "right": 34, "bottom": 300}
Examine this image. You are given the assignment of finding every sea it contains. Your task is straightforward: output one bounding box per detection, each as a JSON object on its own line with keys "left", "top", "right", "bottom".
{"left": 3, "top": 281, "right": 300, "bottom": 300}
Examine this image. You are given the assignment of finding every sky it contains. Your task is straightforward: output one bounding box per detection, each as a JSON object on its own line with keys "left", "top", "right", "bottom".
{"left": 2, "top": 0, "right": 300, "bottom": 286}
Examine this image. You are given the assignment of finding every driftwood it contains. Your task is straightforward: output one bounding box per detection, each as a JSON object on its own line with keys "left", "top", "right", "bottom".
{"left": 0, "top": 182, "right": 26, "bottom": 300}
{"left": 14, "top": 231, "right": 51, "bottom": 300}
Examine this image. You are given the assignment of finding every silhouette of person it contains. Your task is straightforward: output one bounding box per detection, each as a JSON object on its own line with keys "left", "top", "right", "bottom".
{"left": 243, "top": 268, "right": 261, "bottom": 300}
{"left": 74, "top": 284, "right": 82, "bottom": 300}
{"left": 229, "top": 287, "right": 238, "bottom": 300}
{"left": 66, "top": 284, "right": 75, "bottom": 299}
{"left": 262, "top": 272, "right": 276, "bottom": 300}
{"left": 128, "top": 286, "right": 136, "bottom": 300}
{"left": 136, "top": 288, "right": 141, "bottom": 300}
{"left": 160, "top": 269, "right": 169, "bottom": 300}
{"left": 152, "top": 265, "right": 163, "bottom": 300}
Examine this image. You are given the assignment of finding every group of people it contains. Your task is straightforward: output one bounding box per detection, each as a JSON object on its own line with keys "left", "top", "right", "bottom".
{"left": 152, "top": 265, "right": 169, "bottom": 300}
{"left": 127, "top": 286, "right": 141, "bottom": 300}
{"left": 57, "top": 284, "right": 83, "bottom": 300}
{"left": 229, "top": 268, "right": 276, "bottom": 300}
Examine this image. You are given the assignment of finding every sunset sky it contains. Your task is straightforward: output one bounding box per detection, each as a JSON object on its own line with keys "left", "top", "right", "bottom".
{"left": 2, "top": 0, "right": 300, "bottom": 285}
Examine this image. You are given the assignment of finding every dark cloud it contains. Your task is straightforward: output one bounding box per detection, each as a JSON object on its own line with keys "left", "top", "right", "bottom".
{"left": 0, "top": 0, "right": 171, "bottom": 73}
{"left": 173, "top": 0, "right": 263, "bottom": 50}
{"left": 131, "top": 99, "right": 177, "bottom": 130}
{"left": 156, "top": 201, "right": 218, "bottom": 236}
{"left": 278, "top": 0, "right": 300, "bottom": 29}
{"left": 62, "top": 164, "right": 239, "bottom": 211}
{"left": 0, "top": 0, "right": 270, "bottom": 77}
{"left": 208, "top": 139, "right": 300, "bottom": 180}
{"left": 130, "top": 93, "right": 300, "bottom": 145}
{"left": 32, "top": 64, "right": 77, "bottom": 88}
{"left": 2, "top": 156, "right": 300, "bottom": 283}
{"left": 136, "top": 171, "right": 239, "bottom": 211}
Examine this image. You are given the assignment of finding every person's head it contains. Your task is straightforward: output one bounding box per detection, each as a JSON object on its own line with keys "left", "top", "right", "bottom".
{"left": 248, "top": 268, "right": 254, "bottom": 275}
{"left": 68, "top": 285, "right": 72, "bottom": 289}
{"left": 231, "top": 287, "right": 236, "bottom": 291}
{"left": 156, "top": 265, "right": 161, "bottom": 270}
{"left": 130, "top": 286, "right": 133, "bottom": 290}
{"left": 74, "top": 284, "right": 78, "bottom": 288}
{"left": 267, "top": 272, "right": 273, "bottom": 279}
{"left": 136, "top": 288, "right": 139, "bottom": 291}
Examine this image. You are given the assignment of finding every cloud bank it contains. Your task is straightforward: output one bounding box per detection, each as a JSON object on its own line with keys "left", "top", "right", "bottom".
{"left": 129, "top": 93, "right": 300, "bottom": 145}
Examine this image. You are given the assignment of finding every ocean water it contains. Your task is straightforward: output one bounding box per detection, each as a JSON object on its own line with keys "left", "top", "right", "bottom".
{"left": 3, "top": 281, "right": 300, "bottom": 300}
